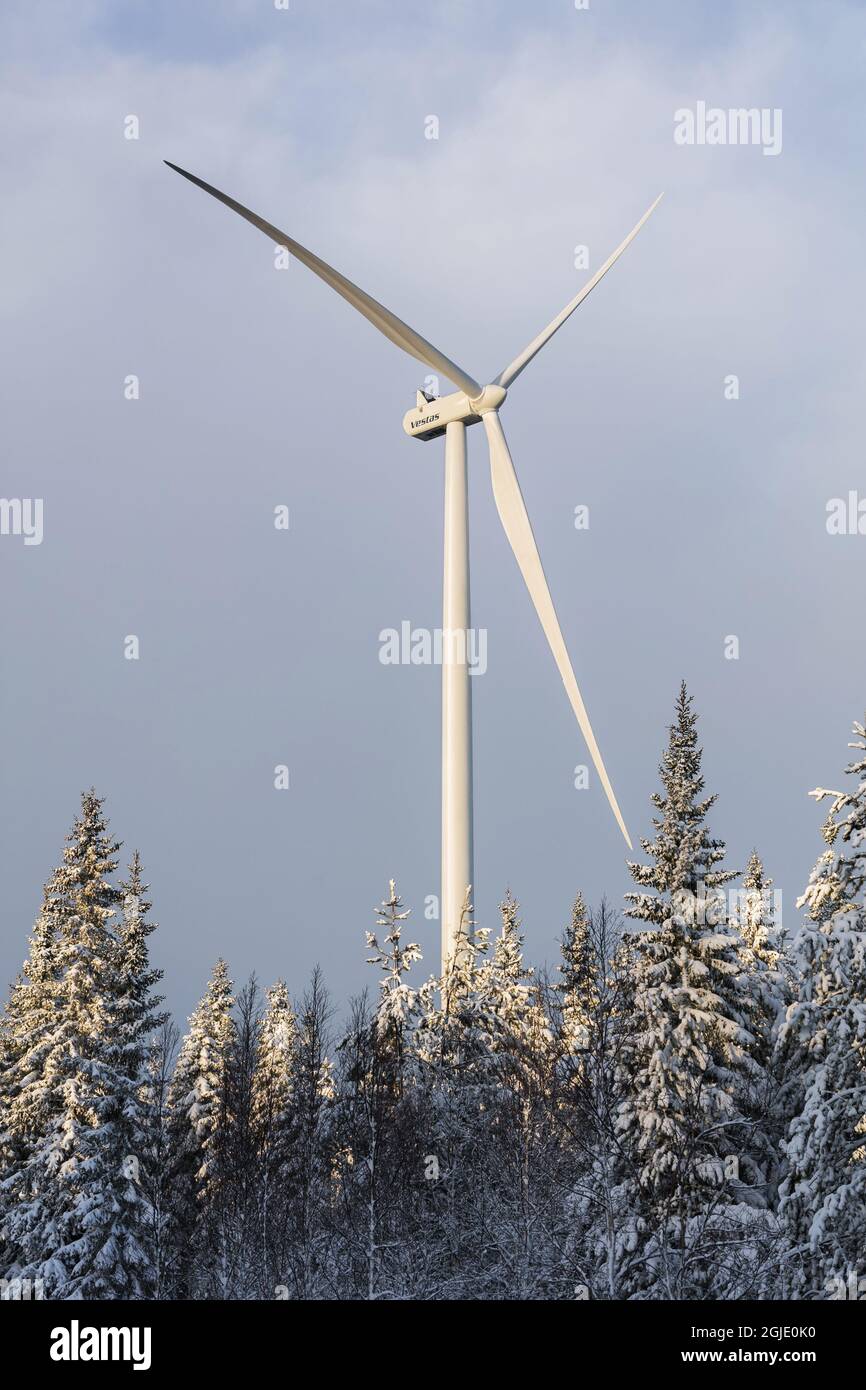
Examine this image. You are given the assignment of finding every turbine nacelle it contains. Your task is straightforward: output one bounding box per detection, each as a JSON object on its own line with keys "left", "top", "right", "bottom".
{"left": 403, "top": 383, "right": 507, "bottom": 441}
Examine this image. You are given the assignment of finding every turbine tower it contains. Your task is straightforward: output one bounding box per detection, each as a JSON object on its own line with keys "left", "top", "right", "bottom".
{"left": 165, "top": 161, "right": 662, "bottom": 970}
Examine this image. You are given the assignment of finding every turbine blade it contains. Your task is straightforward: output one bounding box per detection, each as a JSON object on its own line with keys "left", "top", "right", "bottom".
{"left": 165, "top": 161, "right": 482, "bottom": 399}
{"left": 483, "top": 410, "right": 632, "bottom": 849}
{"left": 494, "top": 194, "right": 663, "bottom": 390}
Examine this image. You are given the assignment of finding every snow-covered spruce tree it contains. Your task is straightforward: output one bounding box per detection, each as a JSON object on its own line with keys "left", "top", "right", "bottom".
{"left": 412, "top": 893, "right": 506, "bottom": 1296}
{"left": 778, "top": 717, "right": 866, "bottom": 1297}
{"left": 625, "top": 684, "right": 739, "bottom": 931}
{"left": 472, "top": 894, "right": 564, "bottom": 1298}
{"left": 729, "top": 851, "right": 792, "bottom": 1203}
{"left": 138, "top": 1020, "right": 179, "bottom": 1300}
{"left": 165, "top": 958, "right": 237, "bottom": 1298}
{"left": 253, "top": 980, "right": 297, "bottom": 1170}
{"left": 556, "top": 891, "right": 599, "bottom": 1079}
{"left": 281, "top": 966, "right": 335, "bottom": 1299}
{"left": 251, "top": 979, "right": 297, "bottom": 1292}
{"left": 737, "top": 853, "right": 786, "bottom": 977}
{"left": 411, "top": 894, "right": 565, "bottom": 1298}
{"left": 556, "top": 901, "right": 658, "bottom": 1301}
{"left": 618, "top": 686, "right": 772, "bottom": 1294}
{"left": 365, "top": 880, "right": 421, "bottom": 1069}
{"left": 94, "top": 852, "right": 169, "bottom": 1297}
{"left": 554, "top": 893, "right": 653, "bottom": 1295}
{"left": 115, "top": 853, "right": 166, "bottom": 1085}
{"left": 412, "top": 887, "right": 487, "bottom": 1102}
{"left": 331, "top": 883, "right": 429, "bottom": 1298}
{"left": 219, "top": 977, "right": 264, "bottom": 1299}
{"left": 2, "top": 794, "right": 162, "bottom": 1298}
{"left": 0, "top": 872, "right": 64, "bottom": 1277}
{"left": 474, "top": 892, "right": 549, "bottom": 1062}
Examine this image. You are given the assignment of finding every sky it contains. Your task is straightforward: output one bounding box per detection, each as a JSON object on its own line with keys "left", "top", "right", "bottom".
{"left": 2, "top": 0, "right": 866, "bottom": 1029}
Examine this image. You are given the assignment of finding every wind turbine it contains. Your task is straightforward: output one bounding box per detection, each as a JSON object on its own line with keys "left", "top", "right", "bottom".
{"left": 165, "top": 160, "right": 662, "bottom": 970}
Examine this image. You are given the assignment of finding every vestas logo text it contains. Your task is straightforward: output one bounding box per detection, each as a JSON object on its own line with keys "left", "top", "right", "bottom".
{"left": 412, "top": 414, "right": 440, "bottom": 428}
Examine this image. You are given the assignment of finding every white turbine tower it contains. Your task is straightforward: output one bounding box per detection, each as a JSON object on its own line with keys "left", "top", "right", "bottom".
{"left": 166, "top": 161, "right": 662, "bottom": 971}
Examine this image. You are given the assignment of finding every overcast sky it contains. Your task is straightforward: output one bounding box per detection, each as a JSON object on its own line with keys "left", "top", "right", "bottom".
{"left": 2, "top": 0, "right": 865, "bottom": 1027}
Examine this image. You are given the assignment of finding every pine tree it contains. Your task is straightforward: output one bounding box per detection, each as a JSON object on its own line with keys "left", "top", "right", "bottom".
{"left": 365, "top": 880, "right": 421, "bottom": 1069}
{"left": 778, "top": 717, "right": 866, "bottom": 1296}
{"left": 411, "top": 893, "right": 503, "bottom": 1295}
{"left": 737, "top": 853, "right": 785, "bottom": 973}
{"left": 283, "top": 967, "right": 334, "bottom": 1299}
{"left": 2, "top": 793, "right": 161, "bottom": 1298}
{"left": 165, "top": 958, "right": 237, "bottom": 1297}
{"left": 475, "top": 894, "right": 559, "bottom": 1297}
{"left": 560, "top": 902, "right": 644, "bottom": 1300}
{"left": 253, "top": 981, "right": 297, "bottom": 1177}
{"left": 330, "top": 883, "right": 426, "bottom": 1299}
{"left": 556, "top": 891, "right": 599, "bottom": 1066}
{"left": 618, "top": 687, "right": 756, "bottom": 1257}
{"left": 724, "top": 850, "right": 792, "bottom": 1212}
{"left": 626, "top": 683, "right": 738, "bottom": 927}
{"left": 115, "top": 853, "right": 166, "bottom": 1090}
{"left": 139, "top": 1021, "right": 178, "bottom": 1300}
{"left": 169, "top": 959, "right": 236, "bottom": 1200}
{"left": 735, "top": 854, "right": 790, "bottom": 1043}
{"left": 475, "top": 892, "right": 549, "bottom": 1067}
{"left": 221, "top": 977, "right": 262, "bottom": 1298}
{"left": 414, "top": 902, "right": 493, "bottom": 1096}
{"left": 0, "top": 881, "right": 63, "bottom": 1278}
{"left": 251, "top": 981, "right": 297, "bottom": 1295}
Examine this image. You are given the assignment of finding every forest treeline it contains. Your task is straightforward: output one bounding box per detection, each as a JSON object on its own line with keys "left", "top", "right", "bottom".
{"left": 1, "top": 684, "right": 864, "bottom": 1301}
